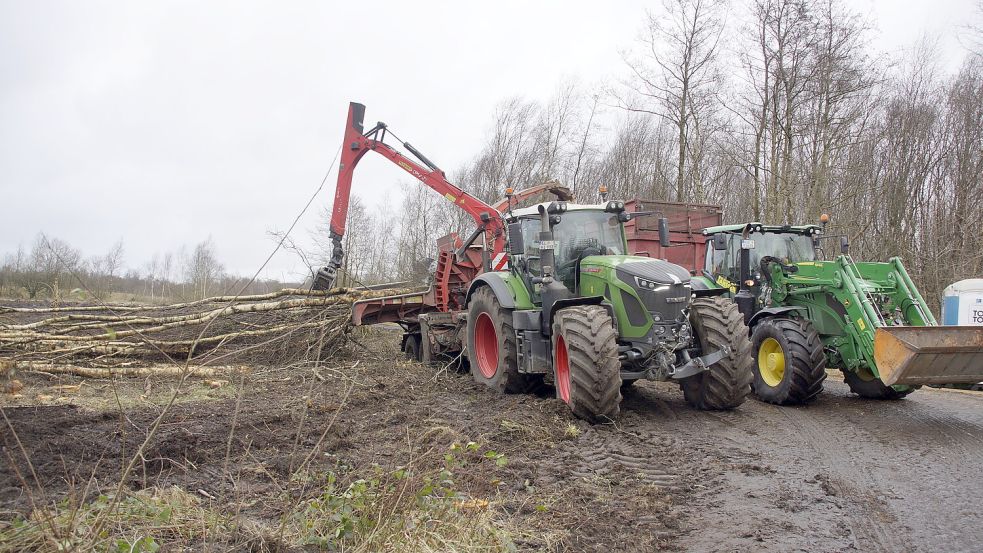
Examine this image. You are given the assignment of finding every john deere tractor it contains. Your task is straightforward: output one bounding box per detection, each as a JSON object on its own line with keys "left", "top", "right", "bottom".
{"left": 465, "top": 199, "right": 754, "bottom": 422}
{"left": 699, "top": 221, "right": 983, "bottom": 404}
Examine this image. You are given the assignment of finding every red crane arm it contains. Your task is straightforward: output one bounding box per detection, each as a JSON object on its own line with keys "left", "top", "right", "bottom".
{"left": 313, "top": 102, "right": 505, "bottom": 290}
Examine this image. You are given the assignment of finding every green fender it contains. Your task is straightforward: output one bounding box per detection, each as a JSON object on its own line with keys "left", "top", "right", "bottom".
{"left": 466, "top": 272, "right": 535, "bottom": 310}
{"left": 691, "top": 275, "right": 730, "bottom": 297}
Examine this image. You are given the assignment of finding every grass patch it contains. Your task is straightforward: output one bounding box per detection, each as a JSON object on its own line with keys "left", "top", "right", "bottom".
{"left": 281, "top": 442, "right": 514, "bottom": 551}
{"left": 0, "top": 486, "right": 235, "bottom": 552}
{"left": 1, "top": 442, "right": 516, "bottom": 552}
{"left": 5, "top": 376, "right": 238, "bottom": 411}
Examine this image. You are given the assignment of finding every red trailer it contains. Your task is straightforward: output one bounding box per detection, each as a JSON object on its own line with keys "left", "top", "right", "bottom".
{"left": 623, "top": 199, "right": 722, "bottom": 275}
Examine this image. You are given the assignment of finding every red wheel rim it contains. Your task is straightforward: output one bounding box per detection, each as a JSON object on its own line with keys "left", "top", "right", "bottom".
{"left": 555, "top": 336, "right": 571, "bottom": 403}
{"left": 474, "top": 312, "right": 498, "bottom": 378}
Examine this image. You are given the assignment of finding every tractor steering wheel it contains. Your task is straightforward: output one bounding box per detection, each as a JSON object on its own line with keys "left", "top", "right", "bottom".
{"left": 556, "top": 245, "right": 604, "bottom": 286}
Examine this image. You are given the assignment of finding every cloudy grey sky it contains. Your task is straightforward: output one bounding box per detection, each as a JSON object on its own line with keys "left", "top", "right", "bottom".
{"left": 0, "top": 0, "right": 976, "bottom": 281}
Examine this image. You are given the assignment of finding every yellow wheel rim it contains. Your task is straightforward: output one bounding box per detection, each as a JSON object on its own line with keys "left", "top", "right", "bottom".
{"left": 758, "top": 337, "right": 786, "bottom": 387}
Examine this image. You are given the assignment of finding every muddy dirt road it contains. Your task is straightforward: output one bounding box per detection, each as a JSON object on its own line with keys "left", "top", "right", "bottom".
{"left": 3, "top": 332, "right": 983, "bottom": 552}
{"left": 619, "top": 376, "right": 983, "bottom": 552}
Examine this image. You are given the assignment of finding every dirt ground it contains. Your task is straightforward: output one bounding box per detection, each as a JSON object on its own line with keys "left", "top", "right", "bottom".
{"left": 3, "top": 326, "right": 983, "bottom": 552}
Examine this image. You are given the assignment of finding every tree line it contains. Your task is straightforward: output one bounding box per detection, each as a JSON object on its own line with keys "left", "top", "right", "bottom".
{"left": 4, "top": 0, "right": 978, "bottom": 309}
{"left": 331, "top": 0, "right": 983, "bottom": 312}
{"left": 0, "top": 234, "right": 293, "bottom": 302}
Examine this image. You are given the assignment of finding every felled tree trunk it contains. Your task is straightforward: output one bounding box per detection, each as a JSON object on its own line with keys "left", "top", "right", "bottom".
{"left": 0, "top": 287, "right": 406, "bottom": 368}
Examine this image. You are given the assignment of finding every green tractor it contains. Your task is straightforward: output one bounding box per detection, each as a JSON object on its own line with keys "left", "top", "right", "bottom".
{"left": 465, "top": 199, "right": 754, "bottom": 422}
{"left": 699, "top": 220, "right": 983, "bottom": 404}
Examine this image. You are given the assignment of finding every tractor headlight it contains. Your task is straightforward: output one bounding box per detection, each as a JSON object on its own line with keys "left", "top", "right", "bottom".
{"left": 634, "top": 276, "right": 661, "bottom": 290}
{"left": 604, "top": 201, "right": 626, "bottom": 213}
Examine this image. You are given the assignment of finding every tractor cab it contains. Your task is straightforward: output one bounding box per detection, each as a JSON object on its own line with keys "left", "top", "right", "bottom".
{"left": 503, "top": 199, "right": 699, "bottom": 366}
{"left": 701, "top": 223, "right": 821, "bottom": 293}
{"left": 507, "top": 202, "right": 629, "bottom": 297}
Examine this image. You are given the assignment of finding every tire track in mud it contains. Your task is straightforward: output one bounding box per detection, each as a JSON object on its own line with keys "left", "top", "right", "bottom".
{"left": 878, "top": 392, "right": 983, "bottom": 451}
{"left": 562, "top": 429, "right": 682, "bottom": 488}
{"left": 775, "top": 402, "right": 909, "bottom": 553}
{"left": 855, "top": 389, "right": 983, "bottom": 552}
{"left": 683, "top": 380, "right": 983, "bottom": 552}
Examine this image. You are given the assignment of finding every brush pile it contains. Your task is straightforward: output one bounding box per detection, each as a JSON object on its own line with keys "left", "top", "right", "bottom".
{"left": 0, "top": 288, "right": 402, "bottom": 370}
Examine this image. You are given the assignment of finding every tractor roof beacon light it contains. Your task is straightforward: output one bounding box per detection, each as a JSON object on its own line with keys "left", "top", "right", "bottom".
{"left": 815, "top": 213, "right": 830, "bottom": 251}
{"left": 599, "top": 184, "right": 608, "bottom": 202}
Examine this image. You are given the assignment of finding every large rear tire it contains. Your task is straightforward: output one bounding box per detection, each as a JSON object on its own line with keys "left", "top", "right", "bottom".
{"left": 466, "top": 286, "right": 529, "bottom": 393}
{"left": 552, "top": 306, "right": 622, "bottom": 423}
{"left": 680, "top": 296, "right": 754, "bottom": 410}
{"left": 751, "top": 317, "right": 826, "bottom": 404}
{"left": 843, "top": 368, "right": 913, "bottom": 400}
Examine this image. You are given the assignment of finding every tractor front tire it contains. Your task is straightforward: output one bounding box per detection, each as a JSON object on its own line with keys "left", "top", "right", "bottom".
{"left": 843, "top": 368, "right": 914, "bottom": 400}
{"left": 552, "top": 306, "right": 622, "bottom": 423}
{"left": 751, "top": 317, "right": 826, "bottom": 404}
{"left": 681, "top": 296, "right": 754, "bottom": 410}
{"left": 466, "top": 286, "right": 529, "bottom": 393}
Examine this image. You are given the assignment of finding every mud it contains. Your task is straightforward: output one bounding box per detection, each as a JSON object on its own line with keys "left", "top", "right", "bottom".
{"left": 3, "top": 331, "right": 983, "bottom": 552}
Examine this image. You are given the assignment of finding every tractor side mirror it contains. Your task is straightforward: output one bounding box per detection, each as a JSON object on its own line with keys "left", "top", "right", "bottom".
{"left": 508, "top": 223, "right": 524, "bottom": 256}
{"left": 839, "top": 236, "right": 850, "bottom": 255}
{"left": 658, "top": 217, "right": 671, "bottom": 248}
{"left": 712, "top": 234, "right": 728, "bottom": 251}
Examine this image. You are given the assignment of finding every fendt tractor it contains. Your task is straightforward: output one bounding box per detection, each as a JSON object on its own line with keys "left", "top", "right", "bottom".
{"left": 698, "top": 219, "right": 983, "bottom": 404}
{"left": 312, "top": 102, "right": 754, "bottom": 422}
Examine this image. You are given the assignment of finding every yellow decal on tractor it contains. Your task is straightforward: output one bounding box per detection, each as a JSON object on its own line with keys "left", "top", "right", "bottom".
{"left": 716, "top": 275, "right": 737, "bottom": 294}
{"left": 857, "top": 318, "right": 866, "bottom": 331}
{"left": 444, "top": 193, "right": 456, "bottom": 202}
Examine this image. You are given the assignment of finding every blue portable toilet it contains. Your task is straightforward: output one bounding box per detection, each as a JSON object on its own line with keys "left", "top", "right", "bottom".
{"left": 943, "top": 279, "right": 983, "bottom": 325}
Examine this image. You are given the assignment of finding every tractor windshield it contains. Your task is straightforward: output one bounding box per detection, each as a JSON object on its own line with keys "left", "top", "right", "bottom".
{"left": 554, "top": 210, "right": 625, "bottom": 266}
{"left": 514, "top": 210, "right": 625, "bottom": 296}
{"left": 707, "top": 231, "right": 815, "bottom": 281}
{"left": 751, "top": 233, "right": 816, "bottom": 266}
{"left": 552, "top": 210, "right": 625, "bottom": 289}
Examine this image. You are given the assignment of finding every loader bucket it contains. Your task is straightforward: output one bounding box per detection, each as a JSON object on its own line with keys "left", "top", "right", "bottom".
{"left": 874, "top": 326, "right": 983, "bottom": 386}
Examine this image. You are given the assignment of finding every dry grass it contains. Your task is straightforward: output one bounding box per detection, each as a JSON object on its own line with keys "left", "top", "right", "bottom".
{"left": 0, "top": 450, "right": 515, "bottom": 552}
{"left": 1, "top": 292, "right": 519, "bottom": 552}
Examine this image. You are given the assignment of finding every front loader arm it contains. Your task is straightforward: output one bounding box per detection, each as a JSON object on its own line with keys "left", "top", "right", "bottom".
{"left": 314, "top": 102, "right": 505, "bottom": 290}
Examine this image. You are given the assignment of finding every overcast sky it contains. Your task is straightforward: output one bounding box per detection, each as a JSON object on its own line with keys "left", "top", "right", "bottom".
{"left": 0, "top": 0, "right": 977, "bottom": 282}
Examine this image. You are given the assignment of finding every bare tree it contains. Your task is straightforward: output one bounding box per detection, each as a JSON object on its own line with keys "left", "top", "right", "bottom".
{"left": 799, "top": 0, "right": 878, "bottom": 217}
{"left": 961, "top": 0, "right": 983, "bottom": 56}
{"left": 183, "top": 238, "right": 225, "bottom": 300}
{"left": 103, "top": 239, "right": 126, "bottom": 280}
{"left": 14, "top": 234, "right": 82, "bottom": 299}
{"left": 570, "top": 92, "right": 602, "bottom": 194}
{"left": 621, "top": 0, "right": 728, "bottom": 201}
